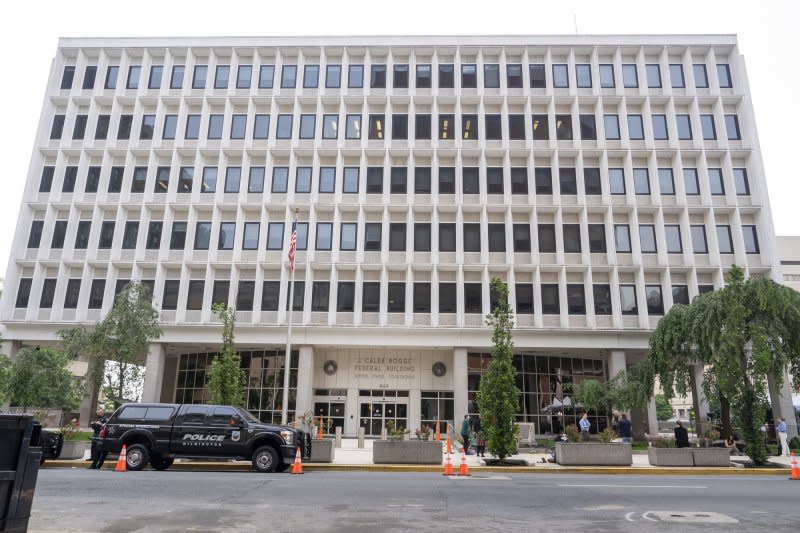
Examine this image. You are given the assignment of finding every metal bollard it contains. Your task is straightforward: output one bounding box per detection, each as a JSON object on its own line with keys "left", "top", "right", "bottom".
{"left": 357, "top": 426, "right": 365, "bottom": 448}
{"left": 334, "top": 426, "right": 342, "bottom": 448}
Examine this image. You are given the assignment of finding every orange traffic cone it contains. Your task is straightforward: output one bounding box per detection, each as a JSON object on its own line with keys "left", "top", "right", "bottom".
{"left": 442, "top": 451, "right": 454, "bottom": 476}
{"left": 291, "top": 446, "right": 304, "bottom": 474}
{"left": 458, "top": 449, "right": 471, "bottom": 476}
{"left": 114, "top": 445, "right": 127, "bottom": 472}
{"left": 318, "top": 422, "right": 323, "bottom": 440}
{"left": 790, "top": 452, "right": 800, "bottom": 481}
{"left": 446, "top": 436, "right": 452, "bottom": 455}
{"left": 434, "top": 420, "right": 441, "bottom": 441}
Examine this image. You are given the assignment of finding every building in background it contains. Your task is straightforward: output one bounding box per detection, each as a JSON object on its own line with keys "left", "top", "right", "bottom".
{"left": 1, "top": 35, "right": 796, "bottom": 438}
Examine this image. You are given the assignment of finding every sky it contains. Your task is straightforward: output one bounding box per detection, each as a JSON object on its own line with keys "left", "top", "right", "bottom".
{"left": 0, "top": 0, "right": 798, "bottom": 277}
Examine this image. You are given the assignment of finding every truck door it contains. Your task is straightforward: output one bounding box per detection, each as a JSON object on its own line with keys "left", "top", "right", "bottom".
{"left": 207, "top": 406, "right": 243, "bottom": 455}
{"left": 173, "top": 405, "right": 212, "bottom": 454}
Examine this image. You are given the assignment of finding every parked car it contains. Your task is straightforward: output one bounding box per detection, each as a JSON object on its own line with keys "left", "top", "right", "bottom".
{"left": 38, "top": 429, "right": 64, "bottom": 464}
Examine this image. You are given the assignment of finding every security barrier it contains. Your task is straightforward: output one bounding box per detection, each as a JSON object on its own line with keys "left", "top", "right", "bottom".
{"left": 0, "top": 415, "right": 42, "bottom": 532}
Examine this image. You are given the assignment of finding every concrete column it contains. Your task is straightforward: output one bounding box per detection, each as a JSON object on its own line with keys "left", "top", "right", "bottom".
{"left": 141, "top": 343, "right": 166, "bottom": 403}
{"left": 409, "top": 388, "right": 421, "bottom": 433}
{"left": 453, "top": 348, "right": 468, "bottom": 424}
{"left": 768, "top": 371, "right": 798, "bottom": 439}
{"left": 78, "top": 357, "right": 101, "bottom": 429}
{"left": 294, "top": 346, "right": 314, "bottom": 419}
{"left": 608, "top": 350, "right": 626, "bottom": 379}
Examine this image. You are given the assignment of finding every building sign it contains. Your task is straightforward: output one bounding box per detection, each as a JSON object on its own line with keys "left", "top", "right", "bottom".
{"left": 352, "top": 356, "right": 416, "bottom": 385}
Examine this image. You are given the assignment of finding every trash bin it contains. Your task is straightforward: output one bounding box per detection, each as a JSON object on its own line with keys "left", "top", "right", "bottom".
{"left": 0, "top": 415, "right": 42, "bottom": 532}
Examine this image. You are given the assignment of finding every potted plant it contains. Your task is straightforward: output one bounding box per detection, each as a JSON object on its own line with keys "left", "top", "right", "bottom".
{"left": 59, "top": 419, "right": 93, "bottom": 460}
{"left": 308, "top": 413, "right": 335, "bottom": 463}
{"left": 647, "top": 437, "right": 694, "bottom": 466}
{"left": 373, "top": 421, "right": 442, "bottom": 464}
{"left": 692, "top": 429, "right": 729, "bottom": 466}
{"left": 415, "top": 425, "right": 432, "bottom": 441}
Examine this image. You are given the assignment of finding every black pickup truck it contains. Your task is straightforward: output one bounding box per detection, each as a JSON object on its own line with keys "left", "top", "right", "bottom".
{"left": 97, "top": 403, "right": 310, "bottom": 472}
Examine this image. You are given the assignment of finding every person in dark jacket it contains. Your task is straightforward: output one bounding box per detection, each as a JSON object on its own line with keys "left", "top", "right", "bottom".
{"left": 89, "top": 409, "right": 108, "bottom": 469}
{"left": 460, "top": 415, "right": 472, "bottom": 453}
{"left": 617, "top": 413, "right": 633, "bottom": 443}
{"left": 674, "top": 420, "right": 690, "bottom": 448}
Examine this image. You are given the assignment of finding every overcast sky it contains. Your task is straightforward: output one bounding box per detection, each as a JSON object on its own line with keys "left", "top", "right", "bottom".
{"left": 0, "top": 0, "right": 797, "bottom": 276}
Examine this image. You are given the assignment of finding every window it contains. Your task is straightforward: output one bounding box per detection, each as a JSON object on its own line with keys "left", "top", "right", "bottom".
{"left": 535, "top": 168, "right": 552, "bottom": 194}
{"left": 108, "top": 166, "right": 124, "bottom": 193}
{"left": 567, "top": 284, "right": 586, "bottom": 314}
{"left": 439, "top": 223, "right": 456, "bottom": 252}
{"left": 258, "top": 65, "right": 275, "bottom": 88}
{"left": 725, "top": 115, "right": 741, "bottom": 140}
{"left": 253, "top": 114, "right": 270, "bottom": 139}
{"left": 633, "top": 168, "right": 650, "bottom": 195}
{"left": 117, "top": 114, "right": 133, "bottom": 140}
{"left": 325, "top": 64, "right": 341, "bottom": 88}
{"left": 646, "top": 285, "right": 664, "bottom": 315}
{"left": 191, "top": 65, "right": 207, "bottom": 89}
{"left": 501, "top": 114, "right": 524, "bottom": 140}
{"left": 72, "top": 115, "right": 87, "bottom": 139}
{"left": 64, "top": 279, "right": 81, "bottom": 309}
{"left": 348, "top": 64, "right": 364, "bottom": 88}
{"left": 639, "top": 225, "right": 657, "bottom": 253}
{"left": 236, "top": 65, "right": 252, "bottom": 89}
{"left": 39, "top": 279, "right": 57, "bottom": 309}
{"left": 622, "top": 64, "right": 638, "bottom": 88}
{"left": 464, "top": 283, "right": 482, "bottom": 313}
{"left": 416, "top": 64, "right": 431, "bottom": 88}
{"left": 411, "top": 223, "right": 430, "bottom": 252}
{"left": 559, "top": 168, "right": 577, "bottom": 195}
{"left": 297, "top": 222, "right": 310, "bottom": 250}
{"left": 538, "top": 224, "right": 556, "bottom": 253}
{"left": 362, "top": 282, "right": 380, "bottom": 312}
{"left": 672, "top": 285, "right": 690, "bottom": 305}
{"left": 222, "top": 167, "right": 240, "bottom": 193}
{"left": 214, "top": 65, "right": 230, "bottom": 89}
{"left": 51, "top": 220, "right": 67, "bottom": 248}
{"left": 411, "top": 283, "right": 430, "bottom": 313}
{"left": 438, "top": 64, "right": 454, "bottom": 88}
{"left": 364, "top": 223, "right": 382, "bottom": 251}
{"left": 541, "top": 284, "right": 560, "bottom": 314}
{"left": 683, "top": 168, "right": 699, "bottom": 195}
{"left": 95, "top": 115, "right": 110, "bottom": 139}
{"left": 484, "top": 64, "right": 500, "bottom": 88}
{"left": 670, "top": 64, "right": 685, "bottom": 88}
{"left": 161, "top": 114, "right": 177, "bottom": 139}
{"left": 276, "top": 114, "right": 293, "bottom": 139}
{"left": 708, "top": 168, "right": 725, "bottom": 195}
{"left": 321, "top": 114, "right": 338, "bottom": 139}
{"left": 232, "top": 280, "right": 254, "bottom": 311}
{"left": 461, "top": 64, "right": 477, "bottom": 88}
{"left": 676, "top": 114, "right": 692, "bottom": 140}
{"left": 415, "top": 114, "right": 431, "bottom": 139}
{"left": 373, "top": 281, "right": 401, "bottom": 314}
{"left": 615, "top": 225, "right": 632, "bottom": 252}
{"left": 199, "top": 167, "right": 216, "bottom": 193}
{"left": 246, "top": 166, "right": 265, "bottom": 193}
{"left": 230, "top": 114, "right": 247, "bottom": 139}
{"left": 50, "top": 114, "right": 65, "bottom": 139}
{"left": 146, "top": 221, "right": 162, "bottom": 249}
{"left": 652, "top": 114, "right": 668, "bottom": 140}
{"left": 261, "top": 281, "right": 280, "bottom": 311}
{"left": 658, "top": 168, "right": 675, "bottom": 195}
{"left": 370, "top": 64, "right": 386, "bottom": 88}
{"left": 185, "top": 280, "right": 204, "bottom": 310}
{"left": 87, "top": 279, "right": 105, "bottom": 309}
{"left": 63, "top": 166, "right": 77, "bottom": 192}
{"left": 645, "top": 64, "right": 661, "bottom": 88}
{"left": 368, "top": 114, "right": 384, "bottom": 140}
{"left": 665, "top": 225, "right": 682, "bottom": 253}
{"left": 342, "top": 167, "right": 359, "bottom": 193}
{"left": 75, "top": 221, "right": 91, "bottom": 249}
{"left": 462, "top": 114, "right": 478, "bottom": 140}
{"left": 733, "top": 168, "right": 750, "bottom": 195}
{"left": 510, "top": 168, "right": 527, "bottom": 194}
{"left": 584, "top": 168, "right": 601, "bottom": 195}
{"left": 552, "top": 64, "right": 568, "bottom": 88}
{"left": 366, "top": 167, "right": 383, "bottom": 194}
{"left": 579, "top": 114, "right": 596, "bottom": 140}
{"left": 563, "top": 224, "right": 581, "bottom": 253}
{"left": 507, "top": 64, "right": 523, "bottom": 88}
{"left": 513, "top": 224, "right": 531, "bottom": 252}
{"left": 126, "top": 65, "right": 140, "bottom": 89}
{"left": 167, "top": 65, "right": 184, "bottom": 89}
{"left": 717, "top": 64, "right": 732, "bottom": 88}
{"left": 104, "top": 65, "right": 119, "bottom": 89}
{"left": 588, "top": 224, "right": 606, "bottom": 253}
{"left": 700, "top": 114, "right": 716, "bottom": 140}
{"left": 266, "top": 222, "right": 284, "bottom": 250}
{"left": 60, "top": 66, "right": 74, "bottom": 90}
{"left": 593, "top": 284, "right": 612, "bottom": 315}
{"left": 555, "top": 114, "right": 572, "bottom": 140}
{"left": 303, "top": 65, "right": 319, "bottom": 88}
{"left": 693, "top": 64, "right": 708, "bottom": 88}
{"left": 463, "top": 223, "right": 481, "bottom": 252}
{"left": 620, "top": 285, "right": 637, "bottom": 315}
{"left": 609, "top": 168, "right": 625, "bottom": 194}
{"left": 15, "top": 278, "right": 32, "bottom": 308}
{"left": 574, "top": 64, "right": 591, "bottom": 88}
{"left": 270, "top": 167, "right": 288, "bottom": 193}
{"left": 604, "top": 114, "right": 620, "bottom": 140}
{"left": 486, "top": 167, "right": 503, "bottom": 194}
{"left": 742, "top": 225, "right": 759, "bottom": 254}
{"left": 391, "top": 114, "right": 408, "bottom": 140}
{"left": 281, "top": 65, "right": 297, "bottom": 88}
{"left": 170, "top": 222, "right": 187, "bottom": 249}
{"left": 82, "top": 65, "right": 97, "bottom": 89}
{"left": 206, "top": 114, "right": 223, "bottom": 139}
{"left": 194, "top": 222, "right": 211, "bottom": 250}
{"left": 438, "top": 114, "right": 455, "bottom": 140}
{"left": 316, "top": 222, "right": 333, "bottom": 250}
{"left": 717, "top": 225, "right": 733, "bottom": 254}
{"left": 340, "top": 223, "right": 357, "bottom": 251}
{"left": 122, "top": 221, "right": 139, "bottom": 249}
{"left": 599, "top": 64, "right": 615, "bottom": 88}
{"left": 185, "top": 114, "right": 201, "bottom": 139}
{"left": 691, "top": 225, "right": 708, "bottom": 253}
{"left": 345, "top": 114, "right": 361, "bottom": 139}
{"left": 627, "top": 114, "right": 644, "bottom": 140}
{"left": 389, "top": 223, "right": 406, "bottom": 251}
{"left": 337, "top": 282, "right": 355, "bottom": 312}
{"left": 529, "top": 64, "right": 546, "bottom": 88}
{"left": 390, "top": 167, "right": 407, "bottom": 194}
{"left": 311, "top": 282, "right": 330, "bottom": 311}
{"left": 488, "top": 224, "right": 505, "bottom": 252}
{"left": 415, "top": 167, "right": 431, "bottom": 194}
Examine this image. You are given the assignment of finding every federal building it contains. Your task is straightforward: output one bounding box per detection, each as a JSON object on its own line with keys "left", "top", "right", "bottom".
{"left": 2, "top": 35, "right": 797, "bottom": 438}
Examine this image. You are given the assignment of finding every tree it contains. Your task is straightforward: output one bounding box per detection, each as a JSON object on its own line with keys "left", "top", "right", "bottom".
{"left": 576, "top": 369, "right": 649, "bottom": 421}
{"left": 655, "top": 394, "right": 674, "bottom": 421}
{"left": 206, "top": 303, "right": 246, "bottom": 407}
{"left": 641, "top": 265, "right": 800, "bottom": 465}
{"left": 0, "top": 353, "right": 10, "bottom": 406}
{"left": 60, "top": 282, "right": 162, "bottom": 409}
{"left": 476, "top": 278, "right": 520, "bottom": 461}
{"left": 7, "top": 347, "right": 81, "bottom": 410}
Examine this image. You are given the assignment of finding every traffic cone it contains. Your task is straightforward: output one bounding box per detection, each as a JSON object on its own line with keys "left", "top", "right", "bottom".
{"left": 446, "top": 436, "right": 452, "bottom": 455}
{"left": 458, "top": 449, "right": 471, "bottom": 476}
{"left": 290, "top": 446, "right": 304, "bottom": 475}
{"left": 317, "top": 422, "right": 323, "bottom": 440}
{"left": 790, "top": 452, "right": 800, "bottom": 481}
{"left": 434, "top": 420, "right": 441, "bottom": 441}
{"left": 114, "top": 445, "right": 127, "bottom": 472}
{"left": 442, "top": 451, "right": 454, "bottom": 476}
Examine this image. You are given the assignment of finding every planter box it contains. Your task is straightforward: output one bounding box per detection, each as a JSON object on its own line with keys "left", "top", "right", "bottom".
{"left": 648, "top": 448, "right": 694, "bottom": 466}
{"left": 555, "top": 442, "right": 632, "bottom": 466}
{"left": 309, "top": 439, "right": 335, "bottom": 463}
{"left": 692, "top": 448, "right": 731, "bottom": 466}
{"left": 373, "top": 440, "right": 442, "bottom": 465}
{"left": 60, "top": 440, "right": 91, "bottom": 460}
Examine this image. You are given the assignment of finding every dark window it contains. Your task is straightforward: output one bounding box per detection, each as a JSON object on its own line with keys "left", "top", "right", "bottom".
{"left": 72, "top": 115, "right": 87, "bottom": 139}
{"left": 62, "top": 166, "right": 77, "bottom": 193}
{"left": 197, "top": 166, "right": 214, "bottom": 193}
{"left": 646, "top": 285, "right": 664, "bottom": 315}
{"left": 510, "top": 168, "right": 527, "bottom": 194}
{"left": 576, "top": 64, "right": 591, "bottom": 88}
{"left": 50, "top": 114, "right": 65, "bottom": 140}
{"left": 530, "top": 64, "right": 546, "bottom": 88}
{"left": 390, "top": 167, "right": 407, "bottom": 194}
{"left": 439, "top": 167, "right": 455, "bottom": 194}
{"left": 742, "top": 225, "right": 760, "bottom": 253}
{"left": 555, "top": 114, "right": 572, "bottom": 140}
{"left": 391, "top": 114, "right": 408, "bottom": 139}
{"left": 370, "top": 65, "right": 386, "bottom": 88}
{"left": 552, "top": 64, "right": 568, "bottom": 88}
{"left": 15, "top": 278, "right": 32, "bottom": 308}
{"left": 507, "top": 64, "right": 523, "bottom": 88}
{"left": 154, "top": 167, "right": 169, "bottom": 193}
{"left": 393, "top": 64, "right": 409, "bottom": 88}
{"left": 137, "top": 114, "right": 155, "bottom": 140}
{"left": 368, "top": 114, "right": 385, "bottom": 140}
{"left": 413, "top": 283, "right": 431, "bottom": 312}
{"left": 105, "top": 66, "right": 119, "bottom": 89}
{"left": 486, "top": 167, "right": 503, "bottom": 194}
{"left": 194, "top": 222, "right": 211, "bottom": 250}
{"left": 88, "top": 279, "right": 105, "bottom": 309}
{"left": 122, "top": 221, "right": 139, "bottom": 249}
{"left": 348, "top": 65, "right": 364, "bottom": 88}
{"left": 535, "top": 168, "right": 552, "bottom": 194}
{"left": 416, "top": 64, "right": 432, "bottom": 88}
{"left": 186, "top": 280, "right": 204, "bottom": 310}
{"left": 281, "top": 65, "right": 297, "bottom": 88}
{"left": 388, "top": 282, "right": 405, "bottom": 312}
{"left": 39, "top": 166, "right": 54, "bottom": 193}
{"left": 439, "top": 283, "right": 456, "bottom": 313}
{"left": 160, "top": 280, "right": 179, "bottom": 310}
{"left": 438, "top": 114, "right": 455, "bottom": 140}
{"left": 108, "top": 166, "right": 124, "bottom": 193}
{"left": 593, "top": 284, "right": 612, "bottom": 315}
{"left": 567, "top": 284, "right": 586, "bottom": 314}
{"left": 588, "top": 224, "right": 606, "bottom": 253}
{"left": 389, "top": 223, "right": 406, "bottom": 251}
{"left": 64, "top": 279, "right": 81, "bottom": 309}
{"left": 462, "top": 114, "right": 478, "bottom": 140}
{"left": 415, "top": 114, "right": 431, "bottom": 139}
{"left": 509, "top": 114, "right": 525, "bottom": 140}
{"left": 99, "top": 221, "right": 115, "bottom": 249}
{"left": 670, "top": 64, "right": 685, "bottom": 88}
{"left": 464, "top": 283, "right": 482, "bottom": 313}
{"left": 170, "top": 221, "right": 187, "bottom": 250}
{"left": 584, "top": 168, "right": 601, "bottom": 195}
{"left": 146, "top": 221, "right": 162, "bottom": 249}
{"left": 362, "top": 282, "right": 380, "bottom": 312}
{"left": 232, "top": 281, "right": 253, "bottom": 311}
{"left": 672, "top": 285, "right": 690, "bottom": 305}
{"left": 414, "top": 167, "right": 431, "bottom": 194}
{"left": 51, "top": 220, "right": 67, "bottom": 249}
{"left": 599, "top": 64, "right": 615, "bottom": 88}
{"left": 218, "top": 222, "right": 235, "bottom": 250}
{"left": 117, "top": 114, "right": 133, "bottom": 139}
{"left": 463, "top": 167, "right": 479, "bottom": 194}
{"left": 639, "top": 225, "right": 657, "bottom": 253}
{"left": 622, "top": 64, "right": 638, "bottom": 88}
{"left": 461, "top": 64, "right": 477, "bottom": 88}
{"left": 620, "top": 285, "right": 638, "bottom": 315}
{"left": 95, "top": 115, "right": 110, "bottom": 139}
{"left": 325, "top": 64, "right": 341, "bottom": 88}
{"left": 515, "top": 284, "right": 533, "bottom": 314}
{"left": 541, "top": 284, "right": 560, "bottom": 314}
{"left": 563, "top": 224, "right": 581, "bottom": 253}
{"left": 311, "top": 282, "right": 330, "bottom": 312}
{"left": 439, "top": 223, "right": 456, "bottom": 252}
{"left": 538, "top": 224, "right": 556, "bottom": 253}
{"left": 463, "top": 223, "right": 481, "bottom": 252}
{"left": 261, "top": 281, "right": 280, "bottom": 311}
{"left": 337, "top": 282, "right": 355, "bottom": 312}
{"left": 513, "top": 224, "right": 531, "bottom": 252}
{"left": 82, "top": 66, "right": 96, "bottom": 89}
{"left": 438, "top": 64, "right": 454, "bottom": 88}
{"left": 366, "top": 167, "right": 383, "bottom": 194}
{"left": 559, "top": 168, "right": 577, "bottom": 195}
{"left": 488, "top": 224, "right": 505, "bottom": 252}
{"left": 40, "top": 279, "right": 57, "bottom": 308}
{"left": 579, "top": 114, "right": 596, "bottom": 140}
{"left": 28, "top": 220, "right": 44, "bottom": 248}
{"left": 287, "top": 281, "right": 305, "bottom": 311}
{"left": 303, "top": 65, "right": 319, "bottom": 88}
{"left": 717, "top": 64, "right": 732, "bottom": 88}
{"left": 691, "top": 225, "right": 708, "bottom": 253}
{"left": 615, "top": 225, "right": 631, "bottom": 253}
{"left": 131, "top": 167, "right": 147, "bottom": 193}
{"left": 484, "top": 64, "right": 500, "bottom": 88}
{"left": 364, "top": 223, "right": 382, "bottom": 251}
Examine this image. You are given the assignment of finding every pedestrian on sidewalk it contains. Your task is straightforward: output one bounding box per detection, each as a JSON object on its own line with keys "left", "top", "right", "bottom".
{"left": 89, "top": 408, "right": 108, "bottom": 469}
{"left": 460, "top": 415, "right": 472, "bottom": 454}
{"left": 674, "top": 420, "right": 690, "bottom": 448}
{"left": 777, "top": 417, "right": 789, "bottom": 457}
{"left": 617, "top": 413, "right": 633, "bottom": 444}
{"left": 579, "top": 413, "right": 591, "bottom": 441}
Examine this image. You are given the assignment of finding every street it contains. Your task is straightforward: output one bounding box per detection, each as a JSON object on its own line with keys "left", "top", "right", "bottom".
{"left": 29, "top": 469, "right": 800, "bottom": 532}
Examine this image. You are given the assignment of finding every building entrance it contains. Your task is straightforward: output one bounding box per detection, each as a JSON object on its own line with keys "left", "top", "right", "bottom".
{"left": 358, "top": 390, "right": 409, "bottom": 436}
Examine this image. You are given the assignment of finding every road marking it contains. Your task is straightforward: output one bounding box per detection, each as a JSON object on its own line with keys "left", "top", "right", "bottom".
{"left": 641, "top": 511, "right": 658, "bottom": 522}
{"left": 625, "top": 512, "right": 636, "bottom": 522}
{"left": 647, "top": 511, "right": 738, "bottom": 523}
{"left": 449, "top": 475, "right": 512, "bottom": 480}
{"left": 559, "top": 484, "right": 706, "bottom": 489}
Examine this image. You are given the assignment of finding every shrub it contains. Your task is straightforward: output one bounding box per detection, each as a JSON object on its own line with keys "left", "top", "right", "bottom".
{"left": 789, "top": 436, "right": 800, "bottom": 451}
{"left": 650, "top": 437, "right": 676, "bottom": 448}
{"left": 385, "top": 420, "right": 409, "bottom": 441}
{"left": 598, "top": 427, "right": 617, "bottom": 443}
{"left": 565, "top": 424, "right": 581, "bottom": 443}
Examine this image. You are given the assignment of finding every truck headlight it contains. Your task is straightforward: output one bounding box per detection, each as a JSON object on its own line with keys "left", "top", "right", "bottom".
{"left": 281, "top": 430, "right": 294, "bottom": 445}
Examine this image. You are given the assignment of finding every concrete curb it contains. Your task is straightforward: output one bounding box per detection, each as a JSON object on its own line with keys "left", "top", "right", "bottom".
{"left": 41, "top": 460, "right": 789, "bottom": 475}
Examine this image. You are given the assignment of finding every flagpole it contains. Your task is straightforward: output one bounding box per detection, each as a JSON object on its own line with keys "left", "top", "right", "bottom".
{"left": 281, "top": 208, "right": 298, "bottom": 426}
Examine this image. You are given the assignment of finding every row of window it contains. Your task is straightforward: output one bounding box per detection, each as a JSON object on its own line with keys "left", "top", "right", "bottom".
{"left": 61, "top": 62, "right": 733, "bottom": 92}
{"left": 48, "top": 111, "right": 744, "bottom": 143}
{"left": 14, "top": 276, "right": 714, "bottom": 316}
{"left": 38, "top": 164, "right": 752, "bottom": 197}
{"left": 28, "top": 219, "right": 760, "bottom": 256}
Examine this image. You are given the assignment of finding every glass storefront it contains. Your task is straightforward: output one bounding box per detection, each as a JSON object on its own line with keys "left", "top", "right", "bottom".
{"left": 313, "top": 388, "right": 347, "bottom": 436}
{"left": 358, "top": 389, "right": 409, "bottom": 436}
{"left": 421, "top": 390, "right": 454, "bottom": 431}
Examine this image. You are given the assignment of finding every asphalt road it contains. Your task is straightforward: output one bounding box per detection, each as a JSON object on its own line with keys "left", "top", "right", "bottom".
{"left": 28, "top": 469, "right": 800, "bottom": 532}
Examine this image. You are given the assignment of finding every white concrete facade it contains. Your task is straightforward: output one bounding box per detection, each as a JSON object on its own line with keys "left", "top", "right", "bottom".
{"left": 0, "top": 35, "right": 790, "bottom": 437}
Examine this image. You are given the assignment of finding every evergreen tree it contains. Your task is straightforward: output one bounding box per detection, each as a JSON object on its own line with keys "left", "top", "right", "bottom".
{"left": 207, "top": 303, "right": 246, "bottom": 407}
{"left": 477, "top": 278, "right": 520, "bottom": 460}
{"left": 7, "top": 347, "right": 81, "bottom": 410}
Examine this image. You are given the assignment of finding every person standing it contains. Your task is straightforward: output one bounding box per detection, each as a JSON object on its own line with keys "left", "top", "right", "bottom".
{"left": 460, "top": 415, "right": 472, "bottom": 453}
{"left": 674, "top": 420, "right": 690, "bottom": 448}
{"left": 89, "top": 408, "right": 108, "bottom": 469}
{"left": 777, "top": 417, "right": 789, "bottom": 458}
{"left": 579, "top": 413, "right": 591, "bottom": 441}
{"left": 617, "top": 413, "right": 633, "bottom": 444}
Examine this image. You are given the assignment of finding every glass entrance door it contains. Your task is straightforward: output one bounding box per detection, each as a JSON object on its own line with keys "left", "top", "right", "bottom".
{"left": 358, "top": 389, "right": 409, "bottom": 437}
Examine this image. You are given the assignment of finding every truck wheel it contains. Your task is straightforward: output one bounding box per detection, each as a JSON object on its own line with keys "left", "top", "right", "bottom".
{"left": 252, "top": 446, "right": 279, "bottom": 473}
{"left": 151, "top": 455, "right": 174, "bottom": 471}
{"left": 125, "top": 444, "right": 150, "bottom": 471}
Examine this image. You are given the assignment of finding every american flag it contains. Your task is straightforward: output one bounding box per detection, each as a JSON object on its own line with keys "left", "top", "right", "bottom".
{"left": 287, "top": 221, "right": 297, "bottom": 272}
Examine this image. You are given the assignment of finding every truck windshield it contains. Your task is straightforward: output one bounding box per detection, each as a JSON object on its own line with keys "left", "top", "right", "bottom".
{"left": 237, "top": 408, "right": 260, "bottom": 423}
